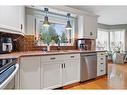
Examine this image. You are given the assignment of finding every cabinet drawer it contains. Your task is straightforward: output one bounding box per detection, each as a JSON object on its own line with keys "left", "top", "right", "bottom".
{"left": 41, "top": 54, "right": 80, "bottom": 63}
{"left": 97, "top": 62, "right": 106, "bottom": 70}
{"left": 97, "top": 56, "right": 106, "bottom": 63}
{"left": 41, "top": 55, "right": 65, "bottom": 62}
{"left": 97, "top": 68, "right": 106, "bottom": 76}
{"left": 97, "top": 52, "right": 106, "bottom": 57}
{"left": 65, "top": 54, "right": 80, "bottom": 60}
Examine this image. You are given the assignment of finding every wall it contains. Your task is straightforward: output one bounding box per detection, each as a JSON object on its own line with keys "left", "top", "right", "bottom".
{"left": 23, "top": 7, "right": 95, "bottom": 51}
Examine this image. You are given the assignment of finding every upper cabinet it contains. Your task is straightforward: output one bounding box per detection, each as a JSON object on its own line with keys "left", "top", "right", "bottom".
{"left": 0, "top": 6, "right": 25, "bottom": 35}
{"left": 78, "top": 15, "right": 98, "bottom": 39}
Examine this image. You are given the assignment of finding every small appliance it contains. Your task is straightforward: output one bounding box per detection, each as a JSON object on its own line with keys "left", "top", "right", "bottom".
{"left": 76, "top": 38, "right": 87, "bottom": 50}
{"left": 0, "top": 37, "right": 13, "bottom": 54}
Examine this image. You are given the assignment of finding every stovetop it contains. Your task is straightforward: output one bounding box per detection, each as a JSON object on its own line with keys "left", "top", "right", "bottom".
{"left": 0, "top": 58, "right": 17, "bottom": 68}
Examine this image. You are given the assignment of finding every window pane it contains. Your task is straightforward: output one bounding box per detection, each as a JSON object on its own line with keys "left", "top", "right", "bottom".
{"left": 110, "top": 29, "right": 125, "bottom": 52}
{"left": 37, "top": 20, "right": 73, "bottom": 46}
{"left": 96, "top": 29, "right": 109, "bottom": 50}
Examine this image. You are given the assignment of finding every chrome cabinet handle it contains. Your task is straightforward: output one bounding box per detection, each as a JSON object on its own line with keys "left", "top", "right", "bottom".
{"left": 100, "top": 70, "right": 104, "bottom": 72}
{"left": 50, "top": 57, "right": 56, "bottom": 60}
{"left": 101, "top": 63, "right": 103, "bottom": 64}
{"left": 70, "top": 56, "right": 74, "bottom": 58}
{"left": 61, "top": 64, "right": 63, "bottom": 68}
{"left": 101, "top": 58, "right": 103, "bottom": 60}
{"left": 90, "top": 32, "right": 93, "bottom": 35}
{"left": 101, "top": 53, "right": 104, "bottom": 55}
{"left": 64, "top": 64, "right": 65, "bottom": 68}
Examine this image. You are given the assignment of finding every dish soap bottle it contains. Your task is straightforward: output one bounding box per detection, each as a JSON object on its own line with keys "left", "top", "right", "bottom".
{"left": 47, "top": 44, "right": 50, "bottom": 51}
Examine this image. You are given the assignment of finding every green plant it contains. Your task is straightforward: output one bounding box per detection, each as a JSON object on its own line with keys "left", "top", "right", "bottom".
{"left": 60, "top": 32, "right": 67, "bottom": 43}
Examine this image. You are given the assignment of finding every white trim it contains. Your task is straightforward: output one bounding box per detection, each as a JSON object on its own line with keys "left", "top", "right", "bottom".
{"left": 46, "top": 6, "right": 98, "bottom": 17}
{"left": 0, "top": 25, "right": 24, "bottom": 36}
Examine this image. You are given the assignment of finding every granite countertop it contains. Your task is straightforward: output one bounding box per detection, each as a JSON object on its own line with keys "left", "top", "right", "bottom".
{"left": 0, "top": 50, "right": 106, "bottom": 59}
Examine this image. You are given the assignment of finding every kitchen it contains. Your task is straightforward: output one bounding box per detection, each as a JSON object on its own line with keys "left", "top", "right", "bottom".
{"left": 0, "top": 6, "right": 126, "bottom": 90}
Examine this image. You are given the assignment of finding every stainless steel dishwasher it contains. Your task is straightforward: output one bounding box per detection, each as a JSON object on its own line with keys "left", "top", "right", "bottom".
{"left": 80, "top": 53, "right": 97, "bottom": 82}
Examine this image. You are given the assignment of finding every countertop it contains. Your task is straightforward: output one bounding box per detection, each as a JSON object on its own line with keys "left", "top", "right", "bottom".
{"left": 0, "top": 50, "right": 106, "bottom": 59}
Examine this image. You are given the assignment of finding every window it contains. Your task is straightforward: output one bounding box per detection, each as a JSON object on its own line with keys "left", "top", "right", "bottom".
{"left": 96, "top": 28, "right": 109, "bottom": 50}
{"left": 35, "top": 12, "right": 76, "bottom": 46}
{"left": 96, "top": 28, "right": 125, "bottom": 52}
{"left": 110, "top": 29, "right": 125, "bottom": 52}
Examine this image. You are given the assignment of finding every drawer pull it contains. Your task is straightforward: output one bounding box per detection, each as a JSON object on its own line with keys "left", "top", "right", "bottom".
{"left": 101, "top": 58, "right": 103, "bottom": 60}
{"left": 70, "top": 56, "right": 74, "bottom": 58}
{"left": 100, "top": 70, "right": 104, "bottom": 72}
{"left": 101, "top": 63, "right": 103, "bottom": 64}
{"left": 61, "top": 64, "right": 63, "bottom": 68}
{"left": 101, "top": 53, "right": 104, "bottom": 55}
{"left": 50, "top": 57, "right": 56, "bottom": 60}
{"left": 64, "top": 64, "right": 65, "bottom": 68}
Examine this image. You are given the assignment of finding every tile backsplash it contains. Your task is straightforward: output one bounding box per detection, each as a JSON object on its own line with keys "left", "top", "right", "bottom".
{"left": 0, "top": 33, "right": 95, "bottom": 52}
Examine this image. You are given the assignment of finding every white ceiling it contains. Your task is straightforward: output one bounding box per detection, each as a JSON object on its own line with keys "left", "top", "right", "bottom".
{"left": 69, "top": 6, "right": 127, "bottom": 25}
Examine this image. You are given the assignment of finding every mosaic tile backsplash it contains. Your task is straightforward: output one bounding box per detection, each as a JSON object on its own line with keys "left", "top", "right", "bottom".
{"left": 0, "top": 33, "right": 95, "bottom": 52}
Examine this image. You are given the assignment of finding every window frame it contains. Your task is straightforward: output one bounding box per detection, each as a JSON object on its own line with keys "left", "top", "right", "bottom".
{"left": 96, "top": 28, "right": 125, "bottom": 52}
{"left": 34, "top": 13, "right": 76, "bottom": 46}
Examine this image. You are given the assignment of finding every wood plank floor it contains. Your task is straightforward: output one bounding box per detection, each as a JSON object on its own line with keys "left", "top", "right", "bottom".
{"left": 64, "top": 63, "right": 127, "bottom": 90}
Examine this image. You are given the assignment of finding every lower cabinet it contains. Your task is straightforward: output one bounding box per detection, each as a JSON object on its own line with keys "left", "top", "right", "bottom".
{"left": 41, "top": 61, "right": 63, "bottom": 89}
{"left": 62, "top": 59, "right": 80, "bottom": 86}
{"left": 41, "top": 54, "right": 80, "bottom": 89}
{"left": 19, "top": 56, "right": 41, "bottom": 89}
{"left": 97, "top": 52, "right": 106, "bottom": 76}
{"left": 19, "top": 54, "right": 80, "bottom": 89}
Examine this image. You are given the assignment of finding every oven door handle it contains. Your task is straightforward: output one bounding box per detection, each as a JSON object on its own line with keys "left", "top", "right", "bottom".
{"left": 0, "top": 64, "right": 19, "bottom": 89}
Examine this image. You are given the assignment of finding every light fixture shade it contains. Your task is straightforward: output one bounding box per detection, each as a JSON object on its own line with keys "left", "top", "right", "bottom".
{"left": 43, "top": 16, "right": 50, "bottom": 27}
{"left": 43, "top": 8, "right": 50, "bottom": 27}
{"left": 66, "top": 13, "right": 72, "bottom": 30}
{"left": 66, "top": 21, "right": 72, "bottom": 30}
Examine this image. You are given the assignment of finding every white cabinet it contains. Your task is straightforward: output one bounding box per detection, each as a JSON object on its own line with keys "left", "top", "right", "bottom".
{"left": 63, "top": 59, "right": 80, "bottom": 86}
{"left": 97, "top": 52, "right": 106, "bottom": 76}
{"left": 19, "top": 56, "right": 41, "bottom": 89}
{"left": 78, "top": 15, "right": 97, "bottom": 39}
{"left": 41, "top": 54, "right": 80, "bottom": 89}
{"left": 42, "top": 61, "right": 63, "bottom": 89}
{"left": 0, "top": 6, "right": 25, "bottom": 35}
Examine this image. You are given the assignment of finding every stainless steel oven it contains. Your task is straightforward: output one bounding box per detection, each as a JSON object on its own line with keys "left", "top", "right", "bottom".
{"left": 0, "top": 58, "right": 19, "bottom": 89}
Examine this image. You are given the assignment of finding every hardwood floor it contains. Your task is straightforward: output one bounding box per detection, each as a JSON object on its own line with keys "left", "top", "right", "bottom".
{"left": 64, "top": 63, "right": 127, "bottom": 89}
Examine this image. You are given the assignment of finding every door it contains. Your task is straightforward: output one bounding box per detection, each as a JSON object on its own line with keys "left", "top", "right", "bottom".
{"left": 20, "top": 56, "right": 41, "bottom": 89}
{"left": 41, "top": 61, "right": 63, "bottom": 89}
{"left": 63, "top": 59, "right": 80, "bottom": 86}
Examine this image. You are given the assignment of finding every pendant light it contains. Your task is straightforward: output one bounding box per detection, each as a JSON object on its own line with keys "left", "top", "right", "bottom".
{"left": 66, "top": 13, "right": 72, "bottom": 30}
{"left": 43, "top": 8, "right": 50, "bottom": 27}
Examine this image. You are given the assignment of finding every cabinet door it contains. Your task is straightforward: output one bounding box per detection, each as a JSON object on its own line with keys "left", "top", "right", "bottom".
{"left": 84, "top": 15, "right": 97, "bottom": 39}
{"left": 20, "top": 56, "right": 41, "bottom": 89}
{"left": 78, "top": 15, "right": 97, "bottom": 39}
{"left": 0, "top": 6, "right": 24, "bottom": 34}
{"left": 41, "top": 61, "right": 63, "bottom": 89}
{"left": 63, "top": 59, "right": 80, "bottom": 86}
{"left": 19, "top": 6, "right": 25, "bottom": 34}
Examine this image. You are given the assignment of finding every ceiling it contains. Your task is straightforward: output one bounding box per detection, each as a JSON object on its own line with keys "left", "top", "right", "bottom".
{"left": 69, "top": 6, "right": 127, "bottom": 25}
